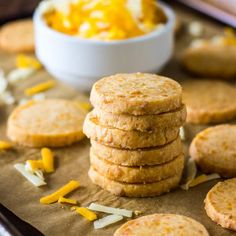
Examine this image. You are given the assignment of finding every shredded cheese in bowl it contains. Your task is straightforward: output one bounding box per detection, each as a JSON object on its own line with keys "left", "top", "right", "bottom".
{"left": 43, "top": 0, "right": 167, "bottom": 40}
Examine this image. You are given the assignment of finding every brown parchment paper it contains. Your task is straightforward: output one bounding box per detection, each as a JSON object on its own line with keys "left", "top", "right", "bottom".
{"left": 0, "top": 3, "right": 235, "bottom": 236}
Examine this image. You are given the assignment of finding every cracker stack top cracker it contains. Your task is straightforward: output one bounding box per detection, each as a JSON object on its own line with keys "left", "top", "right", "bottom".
{"left": 90, "top": 73, "right": 183, "bottom": 115}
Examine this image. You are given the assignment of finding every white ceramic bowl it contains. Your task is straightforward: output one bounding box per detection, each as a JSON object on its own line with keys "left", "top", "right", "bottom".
{"left": 34, "top": 3, "right": 175, "bottom": 91}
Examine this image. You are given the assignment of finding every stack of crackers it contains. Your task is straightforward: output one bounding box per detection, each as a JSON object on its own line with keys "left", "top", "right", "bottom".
{"left": 83, "top": 73, "right": 187, "bottom": 197}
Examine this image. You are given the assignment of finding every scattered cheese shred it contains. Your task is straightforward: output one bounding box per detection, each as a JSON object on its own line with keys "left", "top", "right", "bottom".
{"left": 75, "top": 207, "right": 97, "bottom": 221}
{"left": 134, "top": 210, "right": 142, "bottom": 216}
{"left": 41, "top": 148, "right": 54, "bottom": 173}
{"left": 16, "top": 54, "right": 42, "bottom": 70}
{"left": 180, "top": 158, "right": 197, "bottom": 190}
{"left": 74, "top": 101, "right": 92, "bottom": 111}
{"left": 26, "top": 160, "right": 44, "bottom": 171}
{"left": 58, "top": 197, "right": 77, "bottom": 205}
{"left": 14, "top": 164, "right": 46, "bottom": 187}
{"left": 40, "top": 180, "right": 80, "bottom": 204}
{"left": 0, "top": 141, "right": 12, "bottom": 150}
{"left": 94, "top": 214, "right": 123, "bottom": 229}
{"left": 188, "top": 173, "right": 221, "bottom": 188}
{"left": 32, "top": 93, "right": 45, "bottom": 101}
{"left": 19, "top": 98, "right": 29, "bottom": 105}
{"left": 38, "top": 0, "right": 55, "bottom": 14}
{"left": 8, "top": 68, "right": 35, "bottom": 84}
{"left": 0, "top": 76, "right": 8, "bottom": 94}
{"left": 181, "top": 173, "right": 221, "bottom": 190}
{"left": 88, "top": 203, "right": 133, "bottom": 217}
{"left": 1, "top": 91, "right": 16, "bottom": 105}
{"left": 179, "top": 127, "right": 185, "bottom": 141}
{"left": 188, "top": 21, "right": 203, "bottom": 37}
{"left": 25, "top": 80, "right": 55, "bottom": 96}
{"left": 34, "top": 170, "right": 45, "bottom": 181}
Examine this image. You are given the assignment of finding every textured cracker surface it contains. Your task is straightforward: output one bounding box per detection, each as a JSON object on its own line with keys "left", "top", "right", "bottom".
{"left": 114, "top": 214, "right": 209, "bottom": 236}
{"left": 88, "top": 167, "right": 181, "bottom": 197}
{"left": 182, "top": 80, "right": 236, "bottom": 124}
{"left": 182, "top": 44, "right": 236, "bottom": 79}
{"left": 7, "top": 99, "right": 86, "bottom": 147}
{"left": 91, "top": 136, "right": 183, "bottom": 166}
{"left": 83, "top": 112, "right": 179, "bottom": 149}
{"left": 190, "top": 125, "right": 236, "bottom": 177}
{"left": 90, "top": 151, "right": 184, "bottom": 183}
{"left": 92, "top": 105, "right": 186, "bottom": 131}
{"left": 90, "top": 73, "right": 182, "bottom": 115}
{"left": 205, "top": 178, "right": 236, "bottom": 231}
{"left": 0, "top": 19, "right": 34, "bottom": 53}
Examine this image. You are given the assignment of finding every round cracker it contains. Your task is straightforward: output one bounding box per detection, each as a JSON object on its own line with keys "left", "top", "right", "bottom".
{"left": 83, "top": 112, "right": 179, "bottom": 149}
{"left": 90, "top": 150, "right": 184, "bottom": 183}
{"left": 182, "top": 79, "right": 236, "bottom": 124}
{"left": 205, "top": 178, "right": 236, "bottom": 231}
{"left": 91, "top": 136, "right": 183, "bottom": 166}
{"left": 0, "top": 19, "right": 34, "bottom": 53}
{"left": 190, "top": 124, "right": 236, "bottom": 178}
{"left": 90, "top": 73, "right": 182, "bottom": 115}
{"left": 7, "top": 99, "right": 86, "bottom": 147}
{"left": 88, "top": 167, "right": 181, "bottom": 197}
{"left": 114, "top": 214, "right": 209, "bottom": 236}
{"left": 92, "top": 105, "right": 186, "bottom": 132}
{"left": 182, "top": 43, "right": 236, "bottom": 79}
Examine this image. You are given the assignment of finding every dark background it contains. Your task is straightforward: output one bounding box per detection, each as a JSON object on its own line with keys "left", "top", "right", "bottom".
{"left": 0, "top": 0, "right": 40, "bottom": 24}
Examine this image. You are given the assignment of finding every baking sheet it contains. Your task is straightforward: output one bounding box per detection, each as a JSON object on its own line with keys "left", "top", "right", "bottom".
{"left": 0, "top": 3, "right": 235, "bottom": 236}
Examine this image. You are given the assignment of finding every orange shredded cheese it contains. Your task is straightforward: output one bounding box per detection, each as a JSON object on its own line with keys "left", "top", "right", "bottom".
{"left": 188, "top": 174, "right": 220, "bottom": 188}
{"left": 40, "top": 180, "right": 80, "bottom": 204}
{"left": 74, "top": 101, "right": 92, "bottom": 111}
{"left": 44, "top": 0, "right": 166, "bottom": 40}
{"left": 223, "top": 27, "right": 236, "bottom": 45}
{"left": 16, "top": 54, "right": 42, "bottom": 70}
{"left": 0, "top": 141, "right": 12, "bottom": 150}
{"left": 26, "top": 160, "right": 44, "bottom": 171}
{"left": 25, "top": 80, "right": 55, "bottom": 96}
{"left": 75, "top": 207, "right": 97, "bottom": 221}
{"left": 58, "top": 196, "right": 77, "bottom": 205}
{"left": 41, "top": 148, "right": 54, "bottom": 173}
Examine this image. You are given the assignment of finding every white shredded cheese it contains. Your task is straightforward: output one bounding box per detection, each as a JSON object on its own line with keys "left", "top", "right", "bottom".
{"left": 25, "top": 162, "right": 45, "bottom": 181}
{"left": 88, "top": 203, "right": 133, "bottom": 217}
{"left": 180, "top": 158, "right": 197, "bottom": 190}
{"left": 211, "top": 35, "right": 225, "bottom": 45}
{"left": 190, "top": 39, "right": 206, "bottom": 48}
{"left": 7, "top": 68, "right": 35, "bottom": 84}
{"left": 0, "top": 91, "right": 16, "bottom": 105}
{"left": 179, "top": 127, "right": 185, "bottom": 141}
{"left": 32, "top": 93, "right": 45, "bottom": 101}
{"left": 38, "top": 0, "right": 55, "bottom": 14}
{"left": 25, "top": 161, "right": 34, "bottom": 174}
{"left": 14, "top": 163, "right": 46, "bottom": 187}
{"left": 0, "top": 77, "right": 8, "bottom": 94}
{"left": 127, "top": 0, "right": 142, "bottom": 20}
{"left": 34, "top": 170, "right": 45, "bottom": 181}
{"left": 18, "top": 98, "right": 29, "bottom": 105}
{"left": 203, "top": 173, "right": 221, "bottom": 181}
{"left": 181, "top": 173, "right": 220, "bottom": 190}
{"left": 185, "top": 158, "right": 197, "bottom": 181}
{"left": 188, "top": 21, "right": 203, "bottom": 37}
{"left": 94, "top": 214, "right": 123, "bottom": 229}
{"left": 52, "top": 0, "right": 70, "bottom": 15}
{"left": 19, "top": 93, "right": 45, "bottom": 105}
